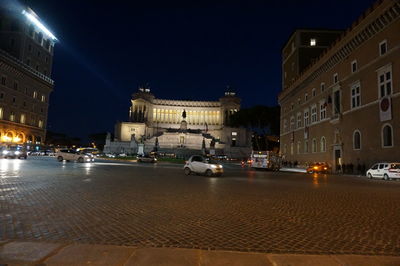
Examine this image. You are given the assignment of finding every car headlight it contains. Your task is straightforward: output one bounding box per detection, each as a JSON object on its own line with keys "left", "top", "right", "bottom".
{"left": 15, "top": 151, "right": 20, "bottom": 155}
{"left": 210, "top": 165, "right": 217, "bottom": 168}
{"left": 218, "top": 165, "right": 223, "bottom": 168}
{"left": 2, "top": 150, "right": 8, "bottom": 155}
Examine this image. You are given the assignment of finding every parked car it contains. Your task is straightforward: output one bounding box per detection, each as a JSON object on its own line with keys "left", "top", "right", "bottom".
{"left": 137, "top": 154, "right": 157, "bottom": 163}
{"left": 1, "top": 146, "right": 27, "bottom": 159}
{"left": 184, "top": 155, "right": 223, "bottom": 177}
{"left": 306, "top": 162, "right": 330, "bottom": 174}
{"left": 56, "top": 149, "right": 94, "bottom": 163}
{"left": 366, "top": 162, "right": 400, "bottom": 180}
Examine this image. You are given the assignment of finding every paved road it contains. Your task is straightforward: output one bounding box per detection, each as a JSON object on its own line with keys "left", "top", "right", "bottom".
{"left": 0, "top": 157, "right": 399, "bottom": 255}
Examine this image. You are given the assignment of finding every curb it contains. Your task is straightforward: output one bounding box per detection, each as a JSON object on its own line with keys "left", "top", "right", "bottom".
{"left": 1, "top": 241, "right": 399, "bottom": 266}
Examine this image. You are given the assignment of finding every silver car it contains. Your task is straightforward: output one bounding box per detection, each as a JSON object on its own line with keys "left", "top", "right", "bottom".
{"left": 56, "top": 149, "right": 94, "bottom": 163}
{"left": 366, "top": 162, "right": 400, "bottom": 180}
{"left": 184, "top": 155, "right": 223, "bottom": 177}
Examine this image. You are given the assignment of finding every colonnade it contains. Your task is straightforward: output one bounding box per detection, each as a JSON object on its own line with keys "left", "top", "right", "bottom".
{"left": 152, "top": 108, "right": 221, "bottom": 125}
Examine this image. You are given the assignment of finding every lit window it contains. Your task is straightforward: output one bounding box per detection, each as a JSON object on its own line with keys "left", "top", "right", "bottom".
{"left": 38, "top": 120, "right": 43, "bottom": 128}
{"left": 33, "top": 91, "right": 37, "bottom": 98}
{"left": 310, "top": 38, "right": 316, "bottom": 46}
{"left": 9, "top": 111, "right": 15, "bottom": 122}
{"left": 231, "top": 132, "right": 237, "bottom": 136}
{"left": 353, "top": 130, "right": 361, "bottom": 150}
{"left": 351, "top": 83, "right": 361, "bottom": 109}
{"left": 0, "top": 107, "right": 3, "bottom": 119}
{"left": 290, "top": 143, "right": 294, "bottom": 155}
{"left": 379, "top": 40, "right": 387, "bottom": 56}
{"left": 41, "top": 95, "right": 46, "bottom": 102}
{"left": 20, "top": 114, "right": 26, "bottom": 124}
{"left": 320, "top": 137, "right": 326, "bottom": 152}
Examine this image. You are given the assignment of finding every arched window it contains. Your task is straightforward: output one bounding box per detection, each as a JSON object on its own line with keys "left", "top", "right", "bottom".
{"left": 353, "top": 130, "right": 361, "bottom": 150}
{"left": 382, "top": 124, "right": 393, "bottom": 147}
{"left": 312, "top": 138, "right": 317, "bottom": 153}
{"left": 320, "top": 137, "right": 326, "bottom": 152}
{"left": 297, "top": 141, "right": 301, "bottom": 154}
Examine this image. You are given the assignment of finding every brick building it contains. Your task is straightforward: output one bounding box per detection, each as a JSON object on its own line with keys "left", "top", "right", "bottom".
{"left": 278, "top": 0, "right": 400, "bottom": 171}
{"left": 0, "top": 3, "right": 57, "bottom": 147}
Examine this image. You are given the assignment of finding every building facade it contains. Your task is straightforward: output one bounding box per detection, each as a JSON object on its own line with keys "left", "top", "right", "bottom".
{"left": 279, "top": 0, "right": 400, "bottom": 171}
{"left": 105, "top": 88, "right": 252, "bottom": 158}
{"left": 0, "top": 3, "right": 57, "bottom": 146}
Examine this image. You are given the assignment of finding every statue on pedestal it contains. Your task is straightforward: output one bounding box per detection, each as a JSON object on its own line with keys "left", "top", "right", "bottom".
{"left": 180, "top": 109, "right": 188, "bottom": 131}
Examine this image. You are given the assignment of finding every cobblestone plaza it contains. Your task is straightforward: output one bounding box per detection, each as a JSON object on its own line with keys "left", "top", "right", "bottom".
{"left": 0, "top": 158, "right": 399, "bottom": 255}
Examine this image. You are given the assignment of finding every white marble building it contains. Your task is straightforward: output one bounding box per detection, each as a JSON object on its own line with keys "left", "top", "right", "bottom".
{"left": 104, "top": 88, "right": 252, "bottom": 158}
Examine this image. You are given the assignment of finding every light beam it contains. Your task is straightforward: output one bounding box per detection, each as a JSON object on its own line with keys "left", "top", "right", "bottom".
{"left": 22, "top": 9, "right": 57, "bottom": 41}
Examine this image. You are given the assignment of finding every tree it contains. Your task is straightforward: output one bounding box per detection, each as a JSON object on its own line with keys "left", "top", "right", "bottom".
{"left": 88, "top": 132, "right": 108, "bottom": 150}
{"left": 229, "top": 105, "right": 280, "bottom": 136}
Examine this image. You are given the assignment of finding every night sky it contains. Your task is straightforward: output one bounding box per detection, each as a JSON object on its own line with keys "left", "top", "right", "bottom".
{"left": 22, "top": 0, "right": 375, "bottom": 140}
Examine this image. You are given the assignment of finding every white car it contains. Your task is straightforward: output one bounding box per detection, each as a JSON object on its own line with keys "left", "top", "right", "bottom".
{"left": 366, "top": 162, "right": 400, "bottom": 180}
{"left": 184, "top": 155, "right": 223, "bottom": 177}
{"left": 56, "top": 149, "right": 94, "bottom": 163}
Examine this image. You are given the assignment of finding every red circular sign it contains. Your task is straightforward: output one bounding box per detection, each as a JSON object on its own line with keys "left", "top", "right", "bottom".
{"left": 381, "top": 98, "right": 390, "bottom": 112}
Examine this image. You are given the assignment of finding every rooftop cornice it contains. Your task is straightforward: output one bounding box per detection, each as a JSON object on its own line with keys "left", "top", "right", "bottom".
{"left": 279, "top": 0, "right": 400, "bottom": 102}
{"left": 0, "top": 49, "right": 54, "bottom": 86}
{"left": 152, "top": 98, "right": 222, "bottom": 107}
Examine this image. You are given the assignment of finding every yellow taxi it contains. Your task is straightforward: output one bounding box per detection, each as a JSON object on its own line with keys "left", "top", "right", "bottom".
{"left": 306, "top": 162, "right": 330, "bottom": 174}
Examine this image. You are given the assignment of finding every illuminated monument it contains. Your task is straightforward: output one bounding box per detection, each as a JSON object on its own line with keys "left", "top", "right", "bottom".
{"left": 104, "top": 87, "right": 252, "bottom": 158}
{"left": 0, "top": 3, "right": 57, "bottom": 146}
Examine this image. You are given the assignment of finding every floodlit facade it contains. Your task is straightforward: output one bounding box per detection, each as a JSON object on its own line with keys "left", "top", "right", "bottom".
{"left": 105, "top": 88, "right": 252, "bottom": 158}
{"left": 0, "top": 4, "right": 57, "bottom": 146}
{"left": 278, "top": 0, "right": 400, "bottom": 171}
